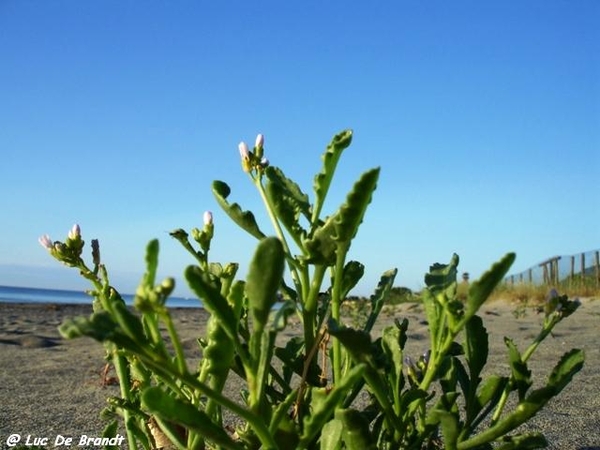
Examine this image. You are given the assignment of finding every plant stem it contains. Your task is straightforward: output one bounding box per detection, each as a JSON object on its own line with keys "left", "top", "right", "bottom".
{"left": 161, "top": 310, "right": 188, "bottom": 375}
{"left": 112, "top": 348, "right": 138, "bottom": 450}
{"left": 303, "top": 265, "right": 327, "bottom": 364}
{"left": 490, "top": 317, "right": 560, "bottom": 425}
{"left": 254, "top": 176, "right": 303, "bottom": 294}
{"left": 331, "top": 249, "right": 347, "bottom": 383}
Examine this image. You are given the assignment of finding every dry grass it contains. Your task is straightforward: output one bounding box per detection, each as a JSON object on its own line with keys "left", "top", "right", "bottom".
{"left": 489, "top": 280, "right": 600, "bottom": 305}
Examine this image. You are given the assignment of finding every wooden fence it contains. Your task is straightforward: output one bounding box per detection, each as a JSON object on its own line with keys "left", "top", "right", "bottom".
{"left": 505, "top": 250, "right": 600, "bottom": 287}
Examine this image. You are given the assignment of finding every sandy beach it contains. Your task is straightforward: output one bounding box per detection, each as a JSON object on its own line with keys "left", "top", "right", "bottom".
{"left": 1, "top": 299, "right": 599, "bottom": 449}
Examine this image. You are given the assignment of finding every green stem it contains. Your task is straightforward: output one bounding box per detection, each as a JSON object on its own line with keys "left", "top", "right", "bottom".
{"left": 174, "top": 233, "right": 205, "bottom": 267}
{"left": 76, "top": 263, "right": 140, "bottom": 448}
{"left": 458, "top": 405, "right": 538, "bottom": 450}
{"left": 161, "top": 310, "right": 188, "bottom": 375}
{"left": 112, "top": 349, "right": 138, "bottom": 450}
{"left": 490, "top": 317, "right": 560, "bottom": 425}
{"left": 254, "top": 176, "right": 303, "bottom": 292}
{"left": 302, "top": 265, "right": 327, "bottom": 365}
{"left": 419, "top": 332, "right": 452, "bottom": 392}
{"left": 331, "top": 249, "right": 347, "bottom": 384}
{"left": 130, "top": 345, "right": 278, "bottom": 448}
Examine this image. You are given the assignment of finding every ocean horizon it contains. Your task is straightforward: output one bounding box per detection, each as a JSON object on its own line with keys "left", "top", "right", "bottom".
{"left": 0, "top": 284, "right": 202, "bottom": 308}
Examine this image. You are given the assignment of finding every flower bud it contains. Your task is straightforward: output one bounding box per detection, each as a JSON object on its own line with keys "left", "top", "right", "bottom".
{"left": 239, "top": 141, "right": 252, "bottom": 172}
{"left": 239, "top": 141, "right": 250, "bottom": 159}
{"left": 39, "top": 234, "right": 53, "bottom": 250}
{"left": 255, "top": 133, "right": 264, "bottom": 149}
{"left": 203, "top": 211, "right": 213, "bottom": 226}
{"left": 68, "top": 224, "right": 81, "bottom": 240}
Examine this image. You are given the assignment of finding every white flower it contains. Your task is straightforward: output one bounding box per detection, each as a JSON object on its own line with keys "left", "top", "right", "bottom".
{"left": 38, "top": 234, "right": 53, "bottom": 250}
{"left": 255, "top": 133, "right": 264, "bottom": 149}
{"left": 239, "top": 141, "right": 250, "bottom": 159}
{"left": 68, "top": 224, "right": 81, "bottom": 240}
{"left": 239, "top": 141, "right": 252, "bottom": 172}
{"left": 203, "top": 211, "right": 213, "bottom": 226}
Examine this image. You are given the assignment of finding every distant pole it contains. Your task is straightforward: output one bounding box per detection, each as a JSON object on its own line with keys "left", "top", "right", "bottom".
{"left": 595, "top": 251, "right": 600, "bottom": 288}
{"left": 542, "top": 264, "right": 549, "bottom": 285}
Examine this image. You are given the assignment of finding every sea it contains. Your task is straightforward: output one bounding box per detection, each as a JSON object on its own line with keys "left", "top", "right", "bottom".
{"left": 0, "top": 285, "right": 201, "bottom": 308}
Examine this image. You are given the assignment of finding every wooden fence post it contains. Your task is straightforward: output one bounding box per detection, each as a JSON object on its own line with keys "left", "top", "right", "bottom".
{"left": 596, "top": 251, "right": 600, "bottom": 287}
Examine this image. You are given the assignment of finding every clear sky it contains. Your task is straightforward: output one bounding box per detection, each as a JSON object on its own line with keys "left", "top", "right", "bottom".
{"left": 1, "top": 1, "right": 598, "bottom": 297}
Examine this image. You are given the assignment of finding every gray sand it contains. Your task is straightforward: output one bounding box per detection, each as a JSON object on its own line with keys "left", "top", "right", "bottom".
{"left": 1, "top": 300, "right": 599, "bottom": 449}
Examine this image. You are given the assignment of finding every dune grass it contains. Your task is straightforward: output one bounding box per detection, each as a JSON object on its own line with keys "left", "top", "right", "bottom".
{"left": 489, "top": 278, "right": 600, "bottom": 305}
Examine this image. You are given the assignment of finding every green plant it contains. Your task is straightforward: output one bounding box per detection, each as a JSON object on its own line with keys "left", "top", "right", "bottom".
{"left": 40, "top": 130, "right": 584, "bottom": 449}
{"left": 385, "top": 286, "right": 419, "bottom": 305}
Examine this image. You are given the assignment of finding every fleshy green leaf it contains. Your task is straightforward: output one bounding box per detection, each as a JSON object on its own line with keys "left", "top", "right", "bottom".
{"left": 312, "top": 129, "right": 353, "bottom": 223}
{"left": 398, "top": 388, "right": 429, "bottom": 418}
{"left": 299, "top": 364, "right": 366, "bottom": 446}
{"left": 336, "top": 409, "right": 376, "bottom": 450}
{"left": 505, "top": 337, "right": 532, "bottom": 400}
{"left": 59, "top": 312, "right": 115, "bottom": 340}
{"left": 246, "top": 237, "right": 285, "bottom": 329}
{"left": 304, "top": 215, "right": 338, "bottom": 265}
{"left": 547, "top": 348, "right": 585, "bottom": 392}
{"left": 464, "top": 315, "right": 488, "bottom": 381}
{"left": 494, "top": 433, "right": 548, "bottom": 450}
{"left": 266, "top": 179, "right": 307, "bottom": 246}
{"left": 143, "top": 239, "right": 159, "bottom": 287}
{"left": 59, "top": 312, "right": 143, "bottom": 353}
{"left": 112, "top": 301, "right": 146, "bottom": 343}
{"left": 429, "top": 409, "right": 460, "bottom": 450}
{"left": 306, "top": 165, "right": 381, "bottom": 268}
{"left": 271, "top": 299, "right": 296, "bottom": 332}
{"left": 265, "top": 165, "right": 311, "bottom": 219}
{"left": 212, "top": 180, "right": 265, "bottom": 240}
{"left": 424, "top": 254, "right": 460, "bottom": 293}
{"left": 476, "top": 375, "right": 508, "bottom": 409}
{"left": 466, "top": 375, "right": 508, "bottom": 434}
{"left": 381, "top": 322, "right": 407, "bottom": 400}
{"left": 364, "top": 268, "right": 397, "bottom": 333}
{"left": 439, "top": 357, "right": 460, "bottom": 394}
{"left": 340, "top": 260, "right": 365, "bottom": 298}
{"left": 333, "top": 167, "right": 380, "bottom": 246}
{"left": 421, "top": 288, "right": 441, "bottom": 353}
{"left": 464, "top": 253, "right": 515, "bottom": 320}
{"left": 328, "top": 321, "right": 401, "bottom": 430}
{"left": 458, "top": 350, "right": 581, "bottom": 450}
{"left": 185, "top": 265, "right": 237, "bottom": 342}
{"left": 327, "top": 321, "right": 373, "bottom": 360}
{"left": 142, "top": 387, "right": 242, "bottom": 450}
{"left": 320, "top": 418, "right": 343, "bottom": 450}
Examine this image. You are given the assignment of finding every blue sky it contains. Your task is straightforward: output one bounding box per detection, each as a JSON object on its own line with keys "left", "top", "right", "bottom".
{"left": 1, "top": 1, "right": 598, "bottom": 297}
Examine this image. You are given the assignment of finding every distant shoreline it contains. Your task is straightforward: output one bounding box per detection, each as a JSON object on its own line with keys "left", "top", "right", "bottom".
{"left": 0, "top": 284, "right": 201, "bottom": 308}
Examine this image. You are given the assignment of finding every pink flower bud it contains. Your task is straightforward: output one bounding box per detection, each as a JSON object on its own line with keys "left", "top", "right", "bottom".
{"left": 38, "top": 234, "right": 53, "bottom": 250}
{"left": 239, "top": 141, "right": 250, "bottom": 159}
{"left": 239, "top": 141, "right": 252, "bottom": 172}
{"left": 203, "top": 210, "right": 213, "bottom": 226}
{"left": 255, "top": 133, "right": 264, "bottom": 149}
{"left": 68, "top": 224, "right": 81, "bottom": 240}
